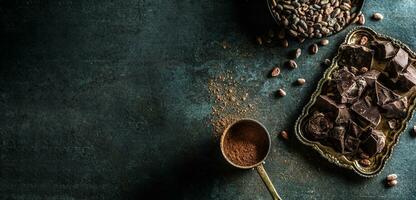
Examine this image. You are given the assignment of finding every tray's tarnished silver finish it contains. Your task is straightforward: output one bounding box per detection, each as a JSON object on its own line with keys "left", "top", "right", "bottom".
{"left": 294, "top": 27, "right": 416, "bottom": 177}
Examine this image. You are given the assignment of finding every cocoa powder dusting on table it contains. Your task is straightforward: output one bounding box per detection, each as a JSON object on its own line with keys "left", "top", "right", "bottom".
{"left": 223, "top": 124, "right": 268, "bottom": 166}
{"left": 208, "top": 71, "right": 257, "bottom": 137}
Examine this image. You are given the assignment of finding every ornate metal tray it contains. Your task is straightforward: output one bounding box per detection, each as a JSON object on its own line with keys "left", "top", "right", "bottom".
{"left": 294, "top": 27, "right": 416, "bottom": 177}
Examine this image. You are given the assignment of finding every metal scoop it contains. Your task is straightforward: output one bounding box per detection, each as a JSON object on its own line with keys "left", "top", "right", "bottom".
{"left": 220, "top": 118, "right": 282, "bottom": 200}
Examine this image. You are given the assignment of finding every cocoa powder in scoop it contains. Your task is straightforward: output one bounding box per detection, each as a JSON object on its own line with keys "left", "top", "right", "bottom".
{"left": 223, "top": 123, "right": 269, "bottom": 167}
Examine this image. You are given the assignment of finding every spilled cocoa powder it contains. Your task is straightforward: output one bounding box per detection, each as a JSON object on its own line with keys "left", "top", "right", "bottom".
{"left": 208, "top": 71, "right": 258, "bottom": 137}
{"left": 223, "top": 122, "right": 269, "bottom": 167}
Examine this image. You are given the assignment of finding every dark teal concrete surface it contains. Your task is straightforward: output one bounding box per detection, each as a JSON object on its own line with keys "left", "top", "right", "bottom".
{"left": 0, "top": 0, "right": 416, "bottom": 199}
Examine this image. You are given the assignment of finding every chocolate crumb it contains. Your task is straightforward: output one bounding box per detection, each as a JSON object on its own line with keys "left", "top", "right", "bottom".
{"left": 413, "top": 125, "right": 416, "bottom": 136}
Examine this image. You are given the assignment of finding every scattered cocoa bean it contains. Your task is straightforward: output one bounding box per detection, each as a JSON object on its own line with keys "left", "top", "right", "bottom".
{"left": 271, "top": 67, "right": 281, "bottom": 77}
{"left": 372, "top": 12, "right": 384, "bottom": 21}
{"left": 277, "top": 88, "right": 286, "bottom": 97}
{"left": 256, "top": 36, "right": 263, "bottom": 45}
{"left": 280, "top": 130, "right": 289, "bottom": 140}
{"left": 287, "top": 60, "right": 298, "bottom": 69}
{"left": 297, "top": 78, "right": 306, "bottom": 85}
{"left": 324, "top": 59, "right": 332, "bottom": 66}
{"left": 320, "top": 39, "right": 330, "bottom": 46}
{"left": 357, "top": 14, "right": 365, "bottom": 25}
{"left": 387, "top": 174, "right": 398, "bottom": 181}
{"left": 387, "top": 179, "right": 398, "bottom": 187}
{"left": 281, "top": 39, "right": 289, "bottom": 48}
{"left": 310, "top": 44, "right": 319, "bottom": 54}
{"left": 294, "top": 48, "right": 302, "bottom": 59}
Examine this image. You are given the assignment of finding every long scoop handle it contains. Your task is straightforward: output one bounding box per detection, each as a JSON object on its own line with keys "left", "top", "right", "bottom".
{"left": 256, "top": 164, "right": 282, "bottom": 200}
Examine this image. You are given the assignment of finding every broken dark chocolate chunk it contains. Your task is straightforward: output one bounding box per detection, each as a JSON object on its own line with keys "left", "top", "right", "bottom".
{"left": 361, "top": 129, "right": 386, "bottom": 157}
{"left": 341, "top": 77, "right": 367, "bottom": 104}
{"left": 375, "top": 81, "right": 401, "bottom": 106}
{"left": 338, "top": 45, "right": 374, "bottom": 70}
{"left": 382, "top": 97, "right": 408, "bottom": 118}
{"left": 387, "top": 119, "right": 399, "bottom": 130}
{"left": 336, "top": 107, "right": 351, "bottom": 125}
{"left": 386, "top": 48, "right": 409, "bottom": 79}
{"left": 333, "top": 67, "right": 356, "bottom": 86}
{"left": 329, "top": 126, "right": 346, "bottom": 153}
{"left": 316, "top": 95, "right": 341, "bottom": 113}
{"left": 362, "top": 70, "right": 381, "bottom": 87}
{"left": 370, "top": 40, "right": 397, "bottom": 60}
{"left": 306, "top": 112, "right": 333, "bottom": 140}
{"left": 344, "top": 135, "right": 360, "bottom": 153}
{"left": 348, "top": 120, "right": 363, "bottom": 138}
{"left": 397, "top": 64, "right": 416, "bottom": 91}
{"left": 333, "top": 67, "right": 366, "bottom": 104}
{"left": 316, "top": 95, "right": 350, "bottom": 124}
{"left": 351, "top": 99, "right": 381, "bottom": 127}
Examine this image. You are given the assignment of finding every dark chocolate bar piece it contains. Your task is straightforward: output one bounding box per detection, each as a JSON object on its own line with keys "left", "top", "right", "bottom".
{"left": 351, "top": 99, "right": 381, "bottom": 127}
{"left": 341, "top": 77, "right": 367, "bottom": 104}
{"left": 306, "top": 112, "right": 333, "bottom": 140}
{"left": 362, "top": 70, "right": 381, "bottom": 87}
{"left": 375, "top": 81, "right": 400, "bottom": 106}
{"left": 338, "top": 44, "right": 374, "bottom": 69}
{"left": 386, "top": 48, "right": 409, "bottom": 79}
{"left": 333, "top": 67, "right": 356, "bottom": 86}
{"left": 361, "top": 129, "right": 386, "bottom": 157}
{"left": 370, "top": 40, "right": 397, "bottom": 59}
{"left": 316, "top": 95, "right": 342, "bottom": 113}
{"left": 398, "top": 64, "right": 416, "bottom": 91}
{"left": 333, "top": 67, "right": 367, "bottom": 104}
{"left": 316, "top": 95, "right": 350, "bottom": 124}
{"left": 382, "top": 97, "right": 408, "bottom": 118}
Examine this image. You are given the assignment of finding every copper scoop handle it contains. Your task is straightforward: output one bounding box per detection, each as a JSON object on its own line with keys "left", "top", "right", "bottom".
{"left": 256, "top": 164, "right": 282, "bottom": 200}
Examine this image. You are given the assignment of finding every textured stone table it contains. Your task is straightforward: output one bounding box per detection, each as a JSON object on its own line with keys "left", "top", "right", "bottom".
{"left": 0, "top": 0, "right": 415, "bottom": 199}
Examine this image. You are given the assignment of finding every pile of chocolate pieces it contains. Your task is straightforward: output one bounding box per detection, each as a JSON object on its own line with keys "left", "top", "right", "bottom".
{"left": 304, "top": 38, "right": 416, "bottom": 160}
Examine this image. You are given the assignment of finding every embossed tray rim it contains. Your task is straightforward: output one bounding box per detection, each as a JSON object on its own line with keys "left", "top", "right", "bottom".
{"left": 294, "top": 26, "right": 416, "bottom": 177}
